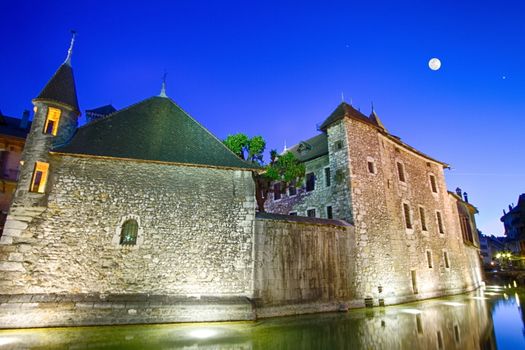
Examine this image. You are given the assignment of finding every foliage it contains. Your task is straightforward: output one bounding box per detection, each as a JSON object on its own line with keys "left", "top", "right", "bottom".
{"left": 224, "top": 133, "right": 305, "bottom": 211}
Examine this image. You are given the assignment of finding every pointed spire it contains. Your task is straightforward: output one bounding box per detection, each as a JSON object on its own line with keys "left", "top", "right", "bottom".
{"left": 283, "top": 140, "right": 288, "bottom": 153}
{"left": 159, "top": 72, "right": 168, "bottom": 98}
{"left": 369, "top": 104, "right": 387, "bottom": 131}
{"left": 341, "top": 92, "right": 345, "bottom": 103}
{"left": 64, "top": 30, "right": 76, "bottom": 66}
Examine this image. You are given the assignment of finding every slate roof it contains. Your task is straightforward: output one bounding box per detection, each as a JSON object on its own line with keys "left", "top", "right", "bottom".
{"left": 287, "top": 133, "right": 328, "bottom": 162}
{"left": 0, "top": 112, "right": 31, "bottom": 139}
{"left": 54, "top": 96, "right": 258, "bottom": 170}
{"left": 85, "top": 104, "right": 117, "bottom": 117}
{"left": 319, "top": 102, "right": 374, "bottom": 131}
{"left": 33, "top": 63, "right": 80, "bottom": 113}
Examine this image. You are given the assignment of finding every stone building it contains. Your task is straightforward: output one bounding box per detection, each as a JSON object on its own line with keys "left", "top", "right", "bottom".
{"left": 0, "top": 36, "right": 482, "bottom": 328}
{"left": 0, "top": 110, "right": 32, "bottom": 232}
{"left": 500, "top": 194, "right": 525, "bottom": 267}
{"left": 266, "top": 103, "right": 482, "bottom": 305}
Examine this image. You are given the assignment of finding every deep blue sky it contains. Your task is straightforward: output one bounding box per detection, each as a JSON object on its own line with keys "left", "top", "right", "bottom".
{"left": 1, "top": 1, "right": 524, "bottom": 236}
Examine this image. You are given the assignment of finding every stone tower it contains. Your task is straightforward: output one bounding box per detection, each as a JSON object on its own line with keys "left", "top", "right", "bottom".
{"left": 13, "top": 33, "right": 80, "bottom": 207}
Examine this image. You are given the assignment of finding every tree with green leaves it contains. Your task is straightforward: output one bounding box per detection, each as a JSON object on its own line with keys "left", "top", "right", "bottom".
{"left": 223, "top": 133, "right": 305, "bottom": 212}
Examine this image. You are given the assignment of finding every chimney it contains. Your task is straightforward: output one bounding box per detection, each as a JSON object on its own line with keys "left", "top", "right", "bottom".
{"left": 463, "top": 192, "right": 469, "bottom": 203}
{"left": 20, "top": 110, "right": 29, "bottom": 129}
{"left": 455, "top": 187, "right": 462, "bottom": 197}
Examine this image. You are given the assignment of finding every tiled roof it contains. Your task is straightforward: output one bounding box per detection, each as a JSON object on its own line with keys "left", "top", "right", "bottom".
{"left": 0, "top": 113, "right": 31, "bottom": 139}
{"left": 54, "top": 96, "right": 258, "bottom": 170}
{"left": 85, "top": 104, "right": 117, "bottom": 116}
{"left": 319, "top": 102, "right": 374, "bottom": 131}
{"left": 33, "top": 63, "right": 80, "bottom": 113}
{"left": 287, "top": 133, "right": 328, "bottom": 162}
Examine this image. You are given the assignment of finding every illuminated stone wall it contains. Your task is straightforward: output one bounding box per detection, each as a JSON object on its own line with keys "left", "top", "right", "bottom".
{"left": 337, "top": 117, "right": 482, "bottom": 304}
{"left": 253, "top": 214, "right": 356, "bottom": 317}
{"left": 0, "top": 155, "right": 255, "bottom": 296}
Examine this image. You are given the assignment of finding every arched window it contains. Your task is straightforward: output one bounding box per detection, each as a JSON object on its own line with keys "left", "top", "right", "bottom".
{"left": 120, "top": 219, "right": 138, "bottom": 245}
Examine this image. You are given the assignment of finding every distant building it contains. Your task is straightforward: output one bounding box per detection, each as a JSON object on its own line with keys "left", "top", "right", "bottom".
{"left": 478, "top": 233, "right": 504, "bottom": 268}
{"left": 0, "top": 110, "right": 31, "bottom": 232}
{"left": 501, "top": 194, "right": 525, "bottom": 267}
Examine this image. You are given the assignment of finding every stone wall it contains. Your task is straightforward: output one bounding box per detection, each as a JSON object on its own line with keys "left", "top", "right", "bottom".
{"left": 253, "top": 213, "right": 356, "bottom": 317}
{"left": 338, "top": 117, "right": 483, "bottom": 304}
{"left": 0, "top": 155, "right": 256, "bottom": 297}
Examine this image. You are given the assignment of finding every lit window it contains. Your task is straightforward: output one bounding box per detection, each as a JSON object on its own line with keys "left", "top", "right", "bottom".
{"left": 307, "top": 208, "right": 316, "bottom": 217}
{"left": 426, "top": 250, "right": 433, "bottom": 268}
{"left": 429, "top": 174, "right": 438, "bottom": 193}
{"left": 120, "top": 219, "right": 138, "bottom": 245}
{"left": 274, "top": 182, "right": 281, "bottom": 200}
{"left": 397, "top": 162, "right": 406, "bottom": 182}
{"left": 419, "top": 207, "right": 427, "bottom": 231}
{"left": 43, "top": 107, "right": 61, "bottom": 136}
{"left": 326, "top": 206, "right": 333, "bottom": 219}
{"left": 30, "top": 161, "right": 49, "bottom": 193}
{"left": 324, "top": 167, "right": 331, "bottom": 187}
{"left": 436, "top": 211, "right": 444, "bottom": 234}
{"left": 306, "top": 172, "right": 315, "bottom": 192}
{"left": 443, "top": 251, "right": 450, "bottom": 269}
{"left": 403, "top": 203, "right": 412, "bottom": 229}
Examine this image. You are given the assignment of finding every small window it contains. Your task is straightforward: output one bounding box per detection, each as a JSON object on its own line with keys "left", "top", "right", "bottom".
{"left": 416, "top": 314, "right": 423, "bottom": 334}
{"left": 436, "top": 211, "right": 444, "bottom": 234}
{"left": 443, "top": 251, "right": 450, "bottom": 269}
{"left": 326, "top": 206, "right": 333, "bottom": 219}
{"left": 437, "top": 331, "right": 444, "bottom": 349}
{"left": 120, "top": 219, "right": 138, "bottom": 245}
{"left": 411, "top": 270, "right": 418, "bottom": 294}
{"left": 30, "top": 161, "right": 49, "bottom": 193}
{"left": 403, "top": 203, "right": 412, "bottom": 229}
{"left": 43, "top": 107, "right": 61, "bottom": 136}
{"left": 288, "top": 183, "right": 297, "bottom": 196}
{"left": 426, "top": 250, "right": 433, "bottom": 268}
{"left": 273, "top": 182, "right": 281, "bottom": 200}
{"left": 335, "top": 140, "right": 343, "bottom": 150}
{"left": 453, "top": 324, "right": 460, "bottom": 343}
{"left": 397, "top": 162, "right": 406, "bottom": 182}
{"left": 419, "top": 207, "right": 427, "bottom": 231}
{"left": 307, "top": 208, "right": 316, "bottom": 217}
{"left": 324, "top": 167, "right": 331, "bottom": 187}
{"left": 306, "top": 172, "right": 315, "bottom": 192}
{"left": 429, "top": 174, "right": 438, "bottom": 193}
{"left": 289, "top": 211, "right": 297, "bottom": 216}
{"left": 367, "top": 160, "right": 376, "bottom": 174}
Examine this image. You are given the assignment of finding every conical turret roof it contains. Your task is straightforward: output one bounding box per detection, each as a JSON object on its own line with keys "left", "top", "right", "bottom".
{"left": 33, "top": 63, "right": 80, "bottom": 113}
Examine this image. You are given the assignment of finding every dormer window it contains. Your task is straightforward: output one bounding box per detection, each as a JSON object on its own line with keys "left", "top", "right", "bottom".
{"left": 43, "top": 107, "right": 61, "bottom": 136}
{"left": 30, "top": 161, "right": 49, "bottom": 193}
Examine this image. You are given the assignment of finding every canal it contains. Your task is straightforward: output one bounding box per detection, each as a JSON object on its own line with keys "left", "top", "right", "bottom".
{"left": 0, "top": 284, "right": 523, "bottom": 349}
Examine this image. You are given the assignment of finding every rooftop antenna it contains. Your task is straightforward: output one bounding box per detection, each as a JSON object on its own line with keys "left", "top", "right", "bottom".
{"left": 159, "top": 71, "right": 168, "bottom": 97}
{"left": 64, "top": 30, "right": 76, "bottom": 66}
{"left": 283, "top": 140, "right": 288, "bottom": 153}
{"left": 341, "top": 92, "right": 345, "bottom": 103}
{"left": 371, "top": 101, "right": 375, "bottom": 113}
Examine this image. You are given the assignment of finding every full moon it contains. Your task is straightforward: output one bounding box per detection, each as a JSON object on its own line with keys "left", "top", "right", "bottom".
{"left": 428, "top": 58, "right": 441, "bottom": 71}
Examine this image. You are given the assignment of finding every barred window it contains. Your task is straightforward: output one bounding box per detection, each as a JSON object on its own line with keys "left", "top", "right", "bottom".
{"left": 120, "top": 219, "right": 138, "bottom": 245}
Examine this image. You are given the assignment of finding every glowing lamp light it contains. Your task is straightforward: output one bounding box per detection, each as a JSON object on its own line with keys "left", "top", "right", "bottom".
{"left": 189, "top": 328, "right": 218, "bottom": 339}
{"left": 496, "top": 253, "right": 501, "bottom": 259}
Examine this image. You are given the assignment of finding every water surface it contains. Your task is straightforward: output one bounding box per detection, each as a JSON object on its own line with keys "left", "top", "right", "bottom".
{"left": 1, "top": 285, "right": 524, "bottom": 349}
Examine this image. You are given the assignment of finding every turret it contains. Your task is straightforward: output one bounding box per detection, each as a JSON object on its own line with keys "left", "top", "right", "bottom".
{"left": 13, "top": 32, "right": 80, "bottom": 206}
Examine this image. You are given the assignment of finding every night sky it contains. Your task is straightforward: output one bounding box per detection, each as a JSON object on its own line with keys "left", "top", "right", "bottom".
{"left": 1, "top": 1, "right": 524, "bottom": 236}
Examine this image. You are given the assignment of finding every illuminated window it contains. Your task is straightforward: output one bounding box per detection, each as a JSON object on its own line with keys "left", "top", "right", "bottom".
{"left": 403, "top": 203, "right": 412, "bottom": 229}
{"left": 429, "top": 174, "right": 438, "bottom": 193}
{"left": 120, "top": 219, "right": 138, "bottom": 245}
{"left": 43, "top": 107, "right": 61, "bottom": 136}
{"left": 30, "top": 161, "right": 49, "bottom": 193}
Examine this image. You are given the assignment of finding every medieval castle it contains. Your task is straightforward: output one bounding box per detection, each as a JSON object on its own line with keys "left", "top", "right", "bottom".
{"left": 0, "top": 37, "right": 482, "bottom": 328}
